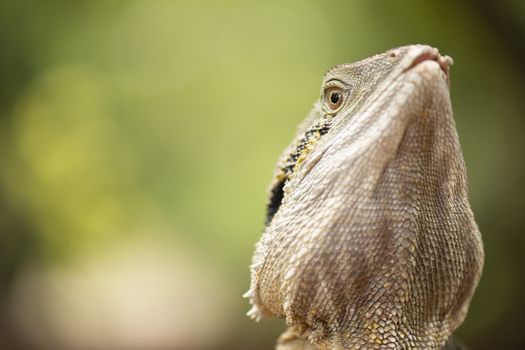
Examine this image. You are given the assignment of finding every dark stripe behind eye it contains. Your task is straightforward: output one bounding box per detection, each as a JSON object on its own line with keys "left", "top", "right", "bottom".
{"left": 265, "top": 177, "right": 286, "bottom": 225}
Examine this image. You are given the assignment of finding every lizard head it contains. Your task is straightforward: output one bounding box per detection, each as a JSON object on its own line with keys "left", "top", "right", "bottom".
{"left": 265, "top": 46, "right": 453, "bottom": 224}
{"left": 320, "top": 45, "right": 452, "bottom": 118}
{"left": 248, "top": 45, "right": 483, "bottom": 350}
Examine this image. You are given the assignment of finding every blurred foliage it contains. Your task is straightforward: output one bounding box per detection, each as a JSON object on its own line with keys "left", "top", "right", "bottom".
{"left": 0, "top": 0, "right": 524, "bottom": 349}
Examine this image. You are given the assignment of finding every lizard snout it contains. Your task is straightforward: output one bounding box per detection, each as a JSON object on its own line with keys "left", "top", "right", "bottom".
{"left": 406, "top": 47, "right": 453, "bottom": 85}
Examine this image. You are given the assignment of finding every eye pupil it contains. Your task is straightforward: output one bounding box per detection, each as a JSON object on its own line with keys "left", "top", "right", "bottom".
{"left": 323, "top": 86, "right": 345, "bottom": 113}
{"left": 330, "top": 92, "right": 340, "bottom": 104}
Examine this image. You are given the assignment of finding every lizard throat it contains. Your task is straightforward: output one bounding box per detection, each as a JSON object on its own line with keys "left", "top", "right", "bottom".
{"left": 265, "top": 115, "right": 333, "bottom": 224}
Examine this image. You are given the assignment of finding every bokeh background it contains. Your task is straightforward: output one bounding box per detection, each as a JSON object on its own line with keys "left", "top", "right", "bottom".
{"left": 0, "top": 0, "right": 524, "bottom": 349}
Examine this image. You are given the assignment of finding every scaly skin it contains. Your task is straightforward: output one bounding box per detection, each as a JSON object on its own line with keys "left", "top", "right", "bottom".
{"left": 245, "top": 45, "right": 484, "bottom": 350}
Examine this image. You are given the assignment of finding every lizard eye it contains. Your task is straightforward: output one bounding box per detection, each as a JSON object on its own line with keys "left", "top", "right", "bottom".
{"left": 323, "top": 86, "right": 345, "bottom": 113}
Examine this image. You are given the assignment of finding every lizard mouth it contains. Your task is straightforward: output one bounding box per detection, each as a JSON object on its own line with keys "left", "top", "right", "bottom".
{"left": 405, "top": 50, "right": 453, "bottom": 85}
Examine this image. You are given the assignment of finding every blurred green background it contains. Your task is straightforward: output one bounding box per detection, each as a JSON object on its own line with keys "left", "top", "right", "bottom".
{"left": 0, "top": 0, "right": 524, "bottom": 349}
